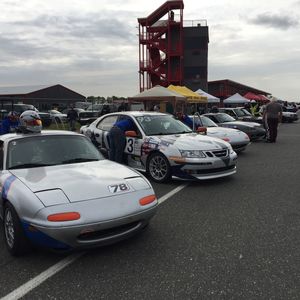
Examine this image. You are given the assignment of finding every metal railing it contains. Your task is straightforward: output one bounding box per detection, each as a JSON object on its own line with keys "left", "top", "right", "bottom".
{"left": 183, "top": 20, "right": 207, "bottom": 27}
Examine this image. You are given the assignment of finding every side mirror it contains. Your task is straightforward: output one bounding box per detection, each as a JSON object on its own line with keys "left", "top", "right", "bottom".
{"left": 196, "top": 127, "right": 207, "bottom": 135}
{"left": 125, "top": 130, "right": 137, "bottom": 137}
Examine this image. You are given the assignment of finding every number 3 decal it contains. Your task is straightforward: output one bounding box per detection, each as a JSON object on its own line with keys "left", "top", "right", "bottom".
{"left": 127, "top": 138, "right": 134, "bottom": 153}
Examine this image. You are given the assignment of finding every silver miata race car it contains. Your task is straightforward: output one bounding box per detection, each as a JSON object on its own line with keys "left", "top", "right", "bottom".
{"left": 0, "top": 131, "right": 157, "bottom": 256}
{"left": 80, "top": 112, "right": 238, "bottom": 182}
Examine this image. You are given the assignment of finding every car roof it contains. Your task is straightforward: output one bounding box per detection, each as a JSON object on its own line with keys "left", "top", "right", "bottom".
{"left": 0, "top": 130, "right": 82, "bottom": 143}
{"left": 104, "top": 111, "right": 169, "bottom": 117}
{"left": 204, "top": 113, "right": 225, "bottom": 116}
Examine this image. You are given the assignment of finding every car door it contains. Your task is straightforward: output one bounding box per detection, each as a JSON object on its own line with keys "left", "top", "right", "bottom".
{"left": 93, "top": 115, "right": 119, "bottom": 154}
{"left": 116, "top": 115, "right": 145, "bottom": 170}
{"left": 0, "top": 141, "right": 4, "bottom": 218}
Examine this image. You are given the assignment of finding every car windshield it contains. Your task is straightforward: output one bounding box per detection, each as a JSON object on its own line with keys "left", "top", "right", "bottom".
{"left": 200, "top": 116, "right": 218, "bottom": 127}
{"left": 233, "top": 109, "right": 247, "bottom": 117}
{"left": 135, "top": 115, "right": 192, "bottom": 135}
{"left": 240, "top": 109, "right": 252, "bottom": 116}
{"left": 189, "top": 115, "right": 218, "bottom": 127}
{"left": 87, "top": 104, "right": 103, "bottom": 111}
{"left": 214, "top": 113, "right": 236, "bottom": 123}
{"left": 7, "top": 135, "right": 103, "bottom": 169}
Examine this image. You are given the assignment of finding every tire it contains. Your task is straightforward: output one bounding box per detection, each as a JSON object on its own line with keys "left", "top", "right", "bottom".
{"left": 55, "top": 117, "right": 60, "bottom": 123}
{"left": 3, "top": 202, "right": 31, "bottom": 256}
{"left": 146, "top": 152, "right": 171, "bottom": 183}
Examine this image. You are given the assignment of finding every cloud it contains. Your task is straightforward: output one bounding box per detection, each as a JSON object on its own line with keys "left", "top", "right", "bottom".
{"left": 11, "top": 13, "right": 137, "bottom": 42}
{"left": 0, "top": 11, "right": 139, "bottom": 71}
{"left": 249, "top": 13, "right": 299, "bottom": 30}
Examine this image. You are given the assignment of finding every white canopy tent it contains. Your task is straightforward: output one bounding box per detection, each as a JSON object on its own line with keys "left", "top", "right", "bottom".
{"left": 128, "top": 85, "right": 186, "bottom": 113}
{"left": 194, "top": 88, "right": 220, "bottom": 103}
{"left": 130, "top": 85, "right": 185, "bottom": 99}
{"left": 223, "top": 93, "right": 250, "bottom": 104}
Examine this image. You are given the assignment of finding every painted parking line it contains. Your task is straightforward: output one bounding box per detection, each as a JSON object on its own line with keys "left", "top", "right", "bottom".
{"left": 1, "top": 183, "right": 188, "bottom": 300}
{"left": 158, "top": 183, "right": 188, "bottom": 204}
{"left": 0, "top": 252, "right": 84, "bottom": 300}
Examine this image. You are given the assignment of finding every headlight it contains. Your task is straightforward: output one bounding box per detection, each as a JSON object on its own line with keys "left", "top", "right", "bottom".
{"left": 179, "top": 150, "right": 206, "bottom": 158}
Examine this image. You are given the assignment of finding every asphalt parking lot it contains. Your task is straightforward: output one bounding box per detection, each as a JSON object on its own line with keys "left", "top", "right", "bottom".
{"left": 1, "top": 118, "right": 300, "bottom": 300}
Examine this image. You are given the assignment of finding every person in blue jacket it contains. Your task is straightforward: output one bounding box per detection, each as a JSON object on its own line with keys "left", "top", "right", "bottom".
{"left": 108, "top": 118, "right": 135, "bottom": 163}
{"left": 0, "top": 111, "right": 20, "bottom": 134}
{"left": 176, "top": 111, "right": 194, "bottom": 129}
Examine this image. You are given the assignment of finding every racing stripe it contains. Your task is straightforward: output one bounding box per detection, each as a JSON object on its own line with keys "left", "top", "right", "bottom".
{"left": 2, "top": 175, "right": 16, "bottom": 199}
{"left": 21, "top": 221, "right": 71, "bottom": 250}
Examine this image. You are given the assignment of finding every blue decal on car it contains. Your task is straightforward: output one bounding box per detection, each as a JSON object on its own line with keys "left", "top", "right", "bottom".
{"left": 22, "top": 221, "right": 70, "bottom": 250}
{"left": 2, "top": 175, "right": 16, "bottom": 199}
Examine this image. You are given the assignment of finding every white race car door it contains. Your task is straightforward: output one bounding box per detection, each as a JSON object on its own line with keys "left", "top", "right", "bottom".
{"left": 125, "top": 135, "right": 145, "bottom": 170}
{"left": 93, "top": 115, "right": 119, "bottom": 154}
{"left": 117, "top": 116, "right": 145, "bottom": 170}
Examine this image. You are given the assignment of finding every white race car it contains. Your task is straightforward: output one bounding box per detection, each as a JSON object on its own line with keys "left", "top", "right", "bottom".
{"left": 0, "top": 131, "right": 157, "bottom": 256}
{"left": 80, "top": 112, "right": 238, "bottom": 182}
{"left": 190, "top": 115, "right": 251, "bottom": 153}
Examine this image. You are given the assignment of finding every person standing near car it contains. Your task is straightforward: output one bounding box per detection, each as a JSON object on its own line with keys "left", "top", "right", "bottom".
{"left": 67, "top": 106, "right": 78, "bottom": 131}
{"left": 108, "top": 118, "right": 135, "bottom": 163}
{"left": 0, "top": 111, "right": 20, "bottom": 134}
{"left": 263, "top": 99, "right": 282, "bottom": 143}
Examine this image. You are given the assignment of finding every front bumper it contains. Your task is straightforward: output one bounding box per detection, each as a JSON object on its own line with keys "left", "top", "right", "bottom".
{"left": 170, "top": 150, "right": 237, "bottom": 180}
{"left": 231, "top": 142, "right": 250, "bottom": 153}
{"left": 22, "top": 194, "right": 158, "bottom": 249}
{"left": 247, "top": 128, "right": 266, "bottom": 140}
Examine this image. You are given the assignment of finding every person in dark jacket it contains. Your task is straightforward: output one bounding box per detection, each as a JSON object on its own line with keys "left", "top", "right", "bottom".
{"left": 263, "top": 99, "right": 283, "bottom": 143}
{"left": 210, "top": 106, "right": 219, "bottom": 113}
{"left": 108, "top": 118, "right": 135, "bottom": 163}
{"left": 67, "top": 106, "right": 78, "bottom": 131}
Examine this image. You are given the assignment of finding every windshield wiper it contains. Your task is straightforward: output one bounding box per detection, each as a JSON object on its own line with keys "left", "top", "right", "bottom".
{"left": 61, "top": 158, "right": 99, "bottom": 164}
{"left": 174, "top": 131, "right": 192, "bottom": 134}
{"left": 9, "top": 163, "right": 53, "bottom": 169}
{"left": 150, "top": 132, "right": 166, "bottom": 135}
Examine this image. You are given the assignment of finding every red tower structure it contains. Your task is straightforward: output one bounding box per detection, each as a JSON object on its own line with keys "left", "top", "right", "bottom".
{"left": 138, "top": 0, "right": 184, "bottom": 92}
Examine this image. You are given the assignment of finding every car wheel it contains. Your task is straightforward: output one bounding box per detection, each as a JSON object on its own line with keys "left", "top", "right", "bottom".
{"left": 147, "top": 152, "right": 171, "bottom": 183}
{"left": 55, "top": 117, "right": 60, "bottom": 122}
{"left": 3, "top": 202, "right": 31, "bottom": 256}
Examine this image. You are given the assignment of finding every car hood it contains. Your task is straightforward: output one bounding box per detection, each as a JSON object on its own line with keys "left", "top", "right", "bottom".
{"left": 152, "top": 133, "right": 230, "bottom": 150}
{"left": 222, "top": 121, "right": 260, "bottom": 127}
{"left": 207, "top": 126, "right": 248, "bottom": 137}
{"left": 9, "top": 160, "right": 144, "bottom": 202}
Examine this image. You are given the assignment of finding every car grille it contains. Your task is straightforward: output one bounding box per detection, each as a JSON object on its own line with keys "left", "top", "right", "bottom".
{"left": 77, "top": 221, "right": 140, "bottom": 241}
{"left": 189, "top": 165, "right": 235, "bottom": 174}
{"left": 205, "top": 149, "right": 228, "bottom": 158}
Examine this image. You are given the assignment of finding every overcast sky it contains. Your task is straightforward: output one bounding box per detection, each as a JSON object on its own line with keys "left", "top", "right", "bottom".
{"left": 0, "top": 0, "right": 299, "bottom": 101}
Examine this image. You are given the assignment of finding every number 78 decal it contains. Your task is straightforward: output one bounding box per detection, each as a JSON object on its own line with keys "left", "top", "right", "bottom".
{"left": 108, "top": 183, "right": 130, "bottom": 193}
